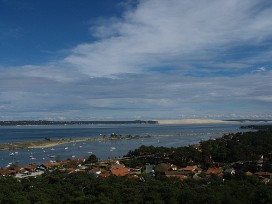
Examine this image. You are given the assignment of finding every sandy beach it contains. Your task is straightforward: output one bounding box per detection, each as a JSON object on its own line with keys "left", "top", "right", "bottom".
{"left": 0, "top": 129, "right": 237, "bottom": 151}
{"left": 157, "top": 119, "right": 232, "bottom": 125}
{"left": 0, "top": 138, "right": 88, "bottom": 150}
{"left": 0, "top": 135, "right": 151, "bottom": 151}
{"left": 0, "top": 137, "right": 120, "bottom": 151}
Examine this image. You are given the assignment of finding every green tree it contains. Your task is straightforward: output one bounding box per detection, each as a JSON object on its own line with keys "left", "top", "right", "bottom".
{"left": 85, "top": 154, "right": 98, "bottom": 164}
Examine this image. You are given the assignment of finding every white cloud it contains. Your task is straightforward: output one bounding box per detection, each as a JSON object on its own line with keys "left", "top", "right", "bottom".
{"left": 62, "top": 0, "right": 272, "bottom": 77}
{"left": 1, "top": 0, "right": 272, "bottom": 120}
{"left": 1, "top": 68, "right": 272, "bottom": 119}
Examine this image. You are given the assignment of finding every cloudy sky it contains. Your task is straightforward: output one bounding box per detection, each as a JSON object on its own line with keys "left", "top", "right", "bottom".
{"left": 0, "top": 0, "right": 272, "bottom": 120}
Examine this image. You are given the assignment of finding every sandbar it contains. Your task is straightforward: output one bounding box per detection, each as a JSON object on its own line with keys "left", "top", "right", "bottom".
{"left": 157, "top": 119, "right": 232, "bottom": 124}
{"left": 0, "top": 130, "right": 237, "bottom": 151}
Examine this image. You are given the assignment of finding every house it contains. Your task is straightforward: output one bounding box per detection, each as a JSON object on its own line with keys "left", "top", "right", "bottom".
{"left": 155, "top": 163, "right": 177, "bottom": 172}
{"left": 111, "top": 163, "right": 126, "bottom": 170}
{"left": 255, "top": 172, "right": 272, "bottom": 179}
{"left": 99, "top": 172, "right": 111, "bottom": 178}
{"left": 98, "top": 163, "right": 109, "bottom": 169}
{"left": 224, "top": 168, "right": 235, "bottom": 175}
{"left": 145, "top": 164, "right": 155, "bottom": 176}
{"left": 110, "top": 168, "right": 130, "bottom": 176}
{"left": 165, "top": 171, "right": 188, "bottom": 180}
{"left": 14, "top": 167, "right": 27, "bottom": 174}
{"left": 14, "top": 165, "right": 37, "bottom": 175}
{"left": 170, "top": 164, "right": 177, "bottom": 171}
{"left": 130, "top": 167, "right": 142, "bottom": 175}
{"left": 90, "top": 167, "right": 101, "bottom": 175}
{"left": 205, "top": 168, "right": 223, "bottom": 176}
{"left": 0, "top": 169, "right": 16, "bottom": 176}
{"left": 181, "top": 165, "right": 198, "bottom": 172}
{"left": 23, "top": 165, "right": 37, "bottom": 172}
{"left": 109, "top": 162, "right": 130, "bottom": 176}
{"left": 39, "top": 162, "right": 61, "bottom": 170}
{"left": 67, "top": 168, "right": 85, "bottom": 174}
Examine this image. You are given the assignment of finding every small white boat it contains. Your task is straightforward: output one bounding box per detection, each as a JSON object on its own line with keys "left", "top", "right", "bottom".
{"left": 9, "top": 153, "right": 15, "bottom": 156}
{"left": 64, "top": 147, "right": 68, "bottom": 150}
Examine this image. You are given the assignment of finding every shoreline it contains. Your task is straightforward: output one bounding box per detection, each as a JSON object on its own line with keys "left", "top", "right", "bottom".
{"left": 157, "top": 119, "right": 272, "bottom": 124}
{"left": 0, "top": 131, "right": 238, "bottom": 151}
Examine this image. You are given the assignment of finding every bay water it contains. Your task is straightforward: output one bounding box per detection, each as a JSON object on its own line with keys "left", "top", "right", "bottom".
{"left": 0, "top": 123, "right": 249, "bottom": 168}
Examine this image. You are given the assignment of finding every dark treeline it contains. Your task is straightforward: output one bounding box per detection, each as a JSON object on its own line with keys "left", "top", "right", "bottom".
{"left": 241, "top": 124, "right": 272, "bottom": 130}
{"left": 0, "top": 170, "right": 271, "bottom": 203}
{"left": 0, "top": 120, "right": 158, "bottom": 126}
{"left": 125, "top": 127, "right": 272, "bottom": 168}
{"left": 225, "top": 119, "right": 272, "bottom": 122}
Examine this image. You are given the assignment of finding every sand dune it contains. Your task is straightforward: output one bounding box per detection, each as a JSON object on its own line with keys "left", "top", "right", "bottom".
{"left": 157, "top": 119, "right": 231, "bottom": 124}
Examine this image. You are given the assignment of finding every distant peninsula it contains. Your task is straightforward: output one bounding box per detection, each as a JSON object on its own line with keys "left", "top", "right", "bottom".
{"left": 0, "top": 120, "right": 158, "bottom": 126}
{"left": 1, "top": 119, "right": 272, "bottom": 126}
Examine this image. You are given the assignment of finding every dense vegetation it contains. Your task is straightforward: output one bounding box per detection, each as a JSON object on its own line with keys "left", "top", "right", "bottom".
{"left": 125, "top": 126, "right": 272, "bottom": 171}
{"left": 0, "top": 170, "right": 271, "bottom": 203}
{"left": 0, "top": 125, "right": 271, "bottom": 203}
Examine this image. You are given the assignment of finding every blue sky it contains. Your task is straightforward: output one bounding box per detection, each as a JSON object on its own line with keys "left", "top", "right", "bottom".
{"left": 0, "top": 0, "right": 272, "bottom": 120}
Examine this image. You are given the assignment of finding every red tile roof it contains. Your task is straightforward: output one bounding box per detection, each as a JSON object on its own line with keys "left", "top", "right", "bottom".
{"left": 42, "top": 162, "right": 61, "bottom": 168}
{"left": 0, "top": 169, "right": 16, "bottom": 175}
{"left": 111, "top": 164, "right": 126, "bottom": 169}
{"left": 23, "top": 165, "right": 37, "bottom": 170}
{"left": 99, "top": 173, "right": 111, "bottom": 178}
{"left": 206, "top": 168, "right": 223, "bottom": 175}
{"left": 110, "top": 168, "right": 130, "bottom": 176}
{"left": 182, "top": 165, "right": 198, "bottom": 171}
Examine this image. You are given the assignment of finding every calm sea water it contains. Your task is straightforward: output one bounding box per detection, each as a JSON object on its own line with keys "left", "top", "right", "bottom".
{"left": 0, "top": 123, "right": 249, "bottom": 168}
